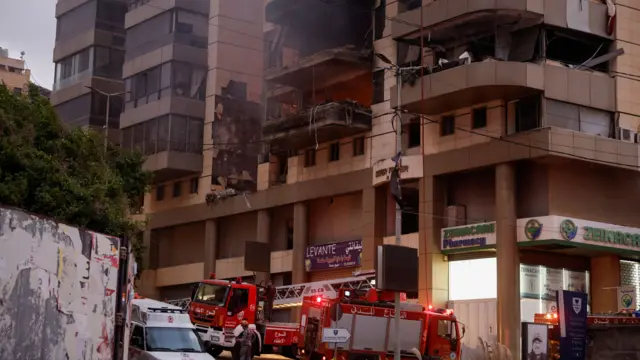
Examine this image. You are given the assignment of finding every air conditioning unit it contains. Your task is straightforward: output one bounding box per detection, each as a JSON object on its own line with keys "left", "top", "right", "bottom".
{"left": 616, "top": 128, "right": 638, "bottom": 143}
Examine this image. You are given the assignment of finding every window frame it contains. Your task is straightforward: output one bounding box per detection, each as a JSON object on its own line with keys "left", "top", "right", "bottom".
{"left": 130, "top": 324, "right": 146, "bottom": 350}
{"left": 472, "top": 107, "right": 488, "bottom": 129}
{"left": 440, "top": 115, "right": 455, "bottom": 137}
{"left": 353, "top": 137, "right": 365, "bottom": 156}
{"left": 189, "top": 178, "right": 199, "bottom": 194}
{"left": 329, "top": 142, "right": 340, "bottom": 162}
{"left": 156, "top": 185, "right": 165, "bottom": 201}
{"left": 407, "top": 117, "right": 421, "bottom": 148}
{"left": 172, "top": 181, "right": 182, "bottom": 198}
{"left": 304, "top": 149, "right": 316, "bottom": 167}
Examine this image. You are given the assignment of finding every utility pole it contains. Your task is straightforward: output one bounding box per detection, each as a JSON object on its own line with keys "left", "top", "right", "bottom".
{"left": 85, "top": 86, "right": 125, "bottom": 154}
{"left": 375, "top": 53, "right": 421, "bottom": 360}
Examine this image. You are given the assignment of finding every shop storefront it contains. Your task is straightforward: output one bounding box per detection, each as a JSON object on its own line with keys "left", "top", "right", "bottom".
{"left": 305, "top": 239, "right": 363, "bottom": 281}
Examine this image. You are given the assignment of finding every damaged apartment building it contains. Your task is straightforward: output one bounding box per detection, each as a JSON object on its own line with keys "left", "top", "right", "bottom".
{"left": 50, "top": 0, "right": 640, "bottom": 353}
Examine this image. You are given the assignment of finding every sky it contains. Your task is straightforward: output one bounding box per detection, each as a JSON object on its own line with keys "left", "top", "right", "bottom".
{"left": 0, "top": 0, "right": 56, "bottom": 89}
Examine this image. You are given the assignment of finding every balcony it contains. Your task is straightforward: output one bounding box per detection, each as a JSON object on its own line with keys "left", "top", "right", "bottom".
{"left": 263, "top": 101, "right": 372, "bottom": 151}
{"left": 265, "top": 46, "right": 371, "bottom": 91}
{"left": 392, "top": 0, "right": 611, "bottom": 43}
{"left": 143, "top": 151, "right": 203, "bottom": 183}
{"left": 390, "top": 60, "right": 615, "bottom": 115}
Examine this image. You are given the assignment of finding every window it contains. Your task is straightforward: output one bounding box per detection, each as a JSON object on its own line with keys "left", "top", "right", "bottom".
{"left": 437, "top": 320, "right": 457, "bottom": 341}
{"left": 155, "top": 185, "right": 165, "bottom": 201}
{"left": 128, "top": 65, "right": 161, "bottom": 108}
{"left": 193, "top": 283, "right": 230, "bottom": 306}
{"left": 125, "top": 11, "right": 173, "bottom": 60}
{"left": 304, "top": 149, "right": 316, "bottom": 167}
{"left": 12, "top": 87, "right": 22, "bottom": 96}
{"left": 172, "top": 62, "right": 206, "bottom": 100}
{"left": 54, "top": 47, "right": 94, "bottom": 89}
{"left": 440, "top": 115, "right": 455, "bottom": 136}
{"left": 229, "top": 288, "right": 250, "bottom": 315}
{"left": 172, "top": 182, "right": 182, "bottom": 198}
{"left": 374, "top": 0, "right": 386, "bottom": 40}
{"left": 174, "top": 10, "right": 208, "bottom": 48}
{"left": 329, "top": 142, "right": 340, "bottom": 162}
{"left": 93, "top": 46, "right": 124, "bottom": 80}
{"left": 56, "top": 1, "right": 97, "bottom": 42}
{"left": 408, "top": 117, "right": 421, "bottom": 148}
{"left": 515, "top": 96, "right": 540, "bottom": 133}
{"left": 286, "top": 219, "right": 293, "bottom": 250}
{"left": 145, "top": 327, "right": 205, "bottom": 353}
{"left": 130, "top": 325, "right": 145, "bottom": 350}
{"left": 189, "top": 178, "right": 199, "bottom": 193}
{"left": 353, "top": 137, "right": 365, "bottom": 156}
{"left": 472, "top": 107, "right": 487, "bottom": 129}
{"left": 372, "top": 70, "right": 385, "bottom": 104}
{"left": 399, "top": 0, "right": 422, "bottom": 12}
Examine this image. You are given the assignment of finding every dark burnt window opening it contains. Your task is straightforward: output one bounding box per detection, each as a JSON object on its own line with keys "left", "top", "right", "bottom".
{"left": 156, "top": 185, "right": 165, "bottom": 201}
{"left": 189, "top": 178, "right": 199, "bottom": 193}
{"left": 172, "top": 181, "right": 182, "bottom": 198}
{"left": 545, "top": 28, "right": 611, "bottom": 72}
{"left": 440, "top": 115, "right": 455, "bottom": 136}
{"left": 304, "top": 149, "right": 316, "bottom": 167}
{"left": 276, "top": 153, "right": 288, "bottom": 184}
{"left": 401, "top": 185, "right": 419, "bottom": 234}
{"left": 398, "top": 0, "right": 422, "bottom": 12}
{"left": 329, "top": 142, "right": 340, "bottom": 162}
{"left": 353, "top": 137, "right": 365, "bottom": 156}
{"left": 374, "top": 0, "right": 386, "bottom": 40}
{"left": 286, "top": 219, "right": 294, "bottom": 250}
{"left": 372, "top": 70, "right": 385, "bottom": 104}
{"left": 472, "top": 107, "right": 487, "bottom": 129}
{"left": 514, "top": 95, "right": 541, "bottom": 133}
{"left": 407, "top": 117, "right": 421, "bottom": 148}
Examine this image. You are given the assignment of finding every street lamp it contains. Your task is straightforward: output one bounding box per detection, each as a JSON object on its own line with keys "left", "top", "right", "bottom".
{"left": 375, "top": 52, "right": 422, "bottom": 360}
{"left": 85, "top": 86, "right": 125, "bottom": 154}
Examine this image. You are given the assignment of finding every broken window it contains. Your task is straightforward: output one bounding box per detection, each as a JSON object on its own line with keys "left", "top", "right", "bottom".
{"left": 545, "top": 99, "right": 612, "bottom": 137}
{"left": 398, "top": 0, "right": 421, "bottom": 12}
{"left": 304, "top": 149, "right": 316, "bottom": 167}
{"left": 441, "top": 115, "right": 455, "bottom": 137}
{"left": 353, "top": 137, "right": 365, "bottom": 156}
{"left": 507, "top": 95, "right": 541, "bottom": 134}
{"left": 407, "top": 117, "right": 421, "bottom": 148}
{"left": 472, "top": 107, "right": 487, "bottom": 129}
{"left": 545, "top": 28, "right": 611, "bottom": 72}
{"left": 372, "top": 70, "right": 385, "bottom": 104}
{"left": 329, "top": 142, "right": 340, "bottom": 162}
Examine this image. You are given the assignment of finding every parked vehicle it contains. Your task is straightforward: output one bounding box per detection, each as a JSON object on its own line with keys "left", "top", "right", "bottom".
{"left": 128, "top": 298, "right": 214, "bottom": 360}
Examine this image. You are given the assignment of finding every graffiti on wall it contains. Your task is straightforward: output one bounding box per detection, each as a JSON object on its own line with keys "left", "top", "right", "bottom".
{"left": 0, "top": 207, "right": 120, "bottom": 360}
{"left": 210, "top": 80, "right": 262, "bottom": 192}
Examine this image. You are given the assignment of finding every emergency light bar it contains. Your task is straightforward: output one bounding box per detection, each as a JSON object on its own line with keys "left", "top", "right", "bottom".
{"left": 148, "top": 307, "right": 188, "bottom": 314}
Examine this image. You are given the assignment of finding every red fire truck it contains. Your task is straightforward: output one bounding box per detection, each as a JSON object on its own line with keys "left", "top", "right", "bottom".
{"left": 299, "top": 288, "right": 463, "bottom": 360}
{"left": 184, "top": 272, "right": 462, "bottom": 360}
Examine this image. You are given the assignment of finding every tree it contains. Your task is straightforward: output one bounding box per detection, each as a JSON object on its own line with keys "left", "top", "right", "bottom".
{"left": 0, "top": 83, "right": 153, "bottom": 266}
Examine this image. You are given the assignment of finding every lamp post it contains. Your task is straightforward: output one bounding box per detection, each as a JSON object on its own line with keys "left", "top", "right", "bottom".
{"left": 85, "top": 86, "right": 125, "bottom": 154}
{"left": 375, "top": 52, "right": 422, "bottom": 360}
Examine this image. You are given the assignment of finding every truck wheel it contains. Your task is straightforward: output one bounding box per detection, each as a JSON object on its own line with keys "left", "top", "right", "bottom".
{"left": 208, "top": 346, "right": 224, "bottom": 357}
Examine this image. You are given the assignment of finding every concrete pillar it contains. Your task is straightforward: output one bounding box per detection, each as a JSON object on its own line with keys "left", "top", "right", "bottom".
{"left": 292, "top": 202, "right": 309, "bottom": 284}
{"left": 255, "top": 209, "right": 271, "bottom": 285}
{"left": 138, "top": 229, "right": 159, "bottom": 298}
{"left": 495, "top": 163, "right": 520, "bottom": 356}
{"left": 361, "top": 187, "right": 386, "bottom": 270}
{"left": 203, "top": 219, "right": 218, "bottom": 279}
{"left": 418, "top": 176, "right": 448, "bottom": 307}
{"left": 590, "top": 255, "right": 620, "bottom": 313}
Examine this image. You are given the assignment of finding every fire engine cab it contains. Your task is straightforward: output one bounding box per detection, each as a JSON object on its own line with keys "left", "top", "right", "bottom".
{"left": 299, "top": 288, "right": 463, "bottom": 360}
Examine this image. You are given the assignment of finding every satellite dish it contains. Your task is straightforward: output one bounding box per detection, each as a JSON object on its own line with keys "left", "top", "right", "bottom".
{"left": 20, "top": 51, "right": 25, "bottom": 59}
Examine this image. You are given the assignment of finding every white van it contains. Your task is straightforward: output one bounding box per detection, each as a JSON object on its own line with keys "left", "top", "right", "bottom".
{"left": 128, "top": 298, "right": 215, "bottom": 360}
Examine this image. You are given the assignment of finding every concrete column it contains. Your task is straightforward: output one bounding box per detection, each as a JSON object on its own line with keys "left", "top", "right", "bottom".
{"left": 255, "top": 209, "right": 271, "bottom": 285}
{"left": 590, "top": 255, "right": 621, "bottom": 313}
{"left": 418, "top": 176, "right": 448, "bottom": 307}
{"left": 203, "top": 219, "right": 218, "bottom": 279}
{"left": 138, "top": 229, "right": 159, "bottom": 298}
{"left": 292, "top": 202, "right": 309, "bottom": 284}
{"left": 495, "top": 163, "right": 520, "bottom": 356}
{"left": 361, "top": 187, "right": 386, "bottom": 270}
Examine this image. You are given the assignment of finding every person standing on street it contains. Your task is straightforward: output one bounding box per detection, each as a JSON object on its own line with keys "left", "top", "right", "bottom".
{"left": 237, "top": 319, "right": 257, "bottom": 360}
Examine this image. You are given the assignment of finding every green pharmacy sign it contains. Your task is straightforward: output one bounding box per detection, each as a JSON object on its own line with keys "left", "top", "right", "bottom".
{"left": 583, "top": 226, "right": 640, "bottom": 248}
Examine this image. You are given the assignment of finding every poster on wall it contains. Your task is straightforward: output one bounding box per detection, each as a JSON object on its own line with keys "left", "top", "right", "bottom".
{"left": 617, "top": 285, "right": 637, "bottom": 312}
{"left": 305, "top": 240, "right": 363, "bottom": 272}
{"left": 544, "top": 268, "right": 563, "bottom": 301}
{"left": 522, "top": 322, "right": 549, "bottom": 360}
{"left": 566, "top": 271, "right": 587, "bottom": 293}
{"left": 521, "top": 265, "right": 542, "bottom": 299}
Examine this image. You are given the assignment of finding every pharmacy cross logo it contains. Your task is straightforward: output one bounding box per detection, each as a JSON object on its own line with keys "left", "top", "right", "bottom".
{"left": 560, "top": 219, "right": 578, "bottom": 241}
{"left": 525, "top": 219, "right": 543, "bottom": 240}
{"left": 622, "top": 294, "right": 633, "bottom": 308}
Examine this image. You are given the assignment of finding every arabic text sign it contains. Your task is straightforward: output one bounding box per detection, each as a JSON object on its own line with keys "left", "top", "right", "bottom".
{"left": 305, "top": 240, "right": 362, "bottom": 272}
{"left": 322, "top": 328, "right": 351, "bottom": 343}
{"left": 557, "top": 290, "right": 588, "bottom": 360}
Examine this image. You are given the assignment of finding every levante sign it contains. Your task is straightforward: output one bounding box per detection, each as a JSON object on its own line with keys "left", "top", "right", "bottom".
{"left": 305, "top": 240, "right": 363, "bottom": 272}
{"left": 441, "top": 222, "right": 496, "bottom": 251}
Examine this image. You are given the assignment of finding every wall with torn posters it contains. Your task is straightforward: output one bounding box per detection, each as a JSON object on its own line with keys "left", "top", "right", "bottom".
{"left": 0, "top": 206, "right": 121, "bottom": 360}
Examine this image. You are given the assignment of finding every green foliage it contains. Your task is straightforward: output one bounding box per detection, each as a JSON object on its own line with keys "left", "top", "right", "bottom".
{"left": 0, "top": 83, "right": 153, "bottom": 266}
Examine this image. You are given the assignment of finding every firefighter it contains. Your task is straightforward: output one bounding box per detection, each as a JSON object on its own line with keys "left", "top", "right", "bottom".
{"left": 236, "top": 318, "right": 257, "bottom": 360}
{"left": 264, "top": 280, "right": 276, "bottom": 321}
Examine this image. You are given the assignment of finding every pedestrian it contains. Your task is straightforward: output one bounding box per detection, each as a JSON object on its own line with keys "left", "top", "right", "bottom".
{"left": 237, "top": 318, "right": 257, "bottom": 360}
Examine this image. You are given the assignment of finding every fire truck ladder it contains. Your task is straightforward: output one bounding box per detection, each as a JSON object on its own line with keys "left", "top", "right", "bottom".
{"left": 165, "top": 270, "right": 376, "bottom": 309}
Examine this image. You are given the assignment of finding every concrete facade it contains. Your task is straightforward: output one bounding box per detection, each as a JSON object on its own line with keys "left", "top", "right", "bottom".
{"left": 49, "top": 0, "right": 640, "bottom": 355}
{"left": 0, "top": 49, "right": 31, "bottom": 95}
